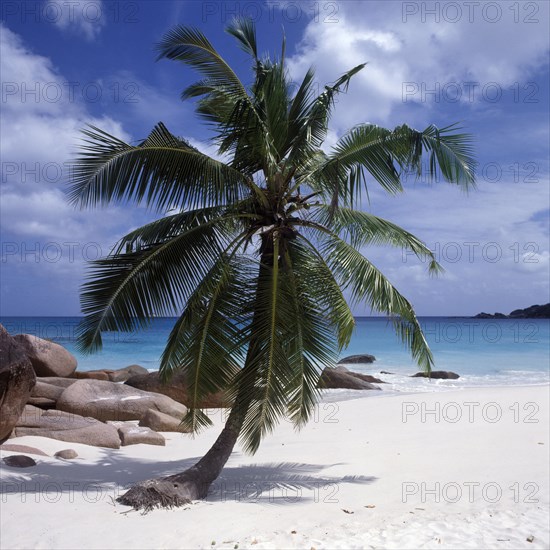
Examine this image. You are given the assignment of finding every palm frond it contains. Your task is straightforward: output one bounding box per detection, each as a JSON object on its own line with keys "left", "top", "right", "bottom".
{"left": 156, "top": 25, "right": 246, "bottom": 93}
{"left": 225, "top": 17, "right": 258, "bottom": 60}
{"left": 311, "top": 205, "right": 443, "bottom": 275}
{"left": 319, "top": 233, "right": 434, "bottom": 372}
{"left": 157, "top": 22, "right": 280, "bottom": 174}
{"left": 308, "top": 123, "right": 476, "bottom": 205}
{"left": 287, "top": 64, "right": 367, "bottom": 171}
{"left": 409, "top": 123, "right": 476, "bottom": 187}
{"left": 285, "top": 67, "right": 316, "bottom": 155}
{"left": 69, "top": 123, "right": 250, "bottom": 211}
{"left": 76, "top": 214, "right": 238, "bottom": 353}
{"left": 254, "top": 60, "right": 291, "bottom": 166}
{"left": 160, "top": 254, "right": 253, "bottom": 432}
{"left": 283, "top": 241, "right": 348, "bottom": 427}
{"left": 239, "top": 237, "right": 292, "bottom": 453}
{"left": 290, "top": 235, "right": 355, "bottom": 350}
{"left": 111, "top": 207, "right": 227, "bottom": 253}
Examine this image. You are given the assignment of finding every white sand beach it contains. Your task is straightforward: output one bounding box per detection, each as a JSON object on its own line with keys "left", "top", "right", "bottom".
{"left": 1, "top": 384, "right": 549, "bottom": 550}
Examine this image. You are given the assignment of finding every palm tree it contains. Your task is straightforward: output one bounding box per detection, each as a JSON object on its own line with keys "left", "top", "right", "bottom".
{"left": 70, "top": 18, "right": 475, "bottom": 511}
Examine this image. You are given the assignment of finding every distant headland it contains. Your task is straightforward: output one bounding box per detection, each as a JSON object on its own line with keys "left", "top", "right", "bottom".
{"left": 473, "top": 303, "right": 550, "bottom": 319}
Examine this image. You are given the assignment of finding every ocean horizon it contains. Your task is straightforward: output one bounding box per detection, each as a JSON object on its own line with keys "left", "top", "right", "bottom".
{"left": 2, "top": 315, "right": 548, "bottom": 394}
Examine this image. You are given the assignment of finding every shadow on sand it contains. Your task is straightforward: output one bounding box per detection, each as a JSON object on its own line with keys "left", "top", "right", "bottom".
{"left": 1, "top": 450, "right": 376, "bottom": 507}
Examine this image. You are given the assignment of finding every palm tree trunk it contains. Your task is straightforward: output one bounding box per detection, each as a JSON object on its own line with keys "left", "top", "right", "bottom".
{"left": 117, "top": 243, "right": 274, "bottom": 511}
{"left": 116, "top": 386, "right": 252, "bottom": 511}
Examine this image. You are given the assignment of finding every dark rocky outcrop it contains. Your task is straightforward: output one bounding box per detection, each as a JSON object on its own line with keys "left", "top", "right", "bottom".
{"left": 509, "top": 303, "right": 550, "bottom": 318}
{"left": 126, "top": 371, "right": 230, "bottom": 408}
{"left": 474, "top": 312, "right": 507, "bottom": 319}
{"left": 338, "top": 368, "right": 385, "bottom": 384}
{"left": 337, "top": 354, "right": 376, "bottom": 364}
{"left": 0, "top": 324, "right": 36, "bottom": 442}
{"left": 473, "top": 303, "right": 550, "bottom": 319}
{"left": 13, "top": 334, "right": 77, "bottom": 377}
{"left": 411, "top": 371, "right": 460, "bottom": 379}
{"left": 56, "top": 379, "right": 187, "bottom": 422}
{"left": 318, "top": 366, "right": 382, "bottom": 390}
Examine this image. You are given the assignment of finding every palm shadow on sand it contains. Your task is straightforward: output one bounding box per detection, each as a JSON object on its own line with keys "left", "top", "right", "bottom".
{"left": 207, "top": 461, "right": 376, "bottom": 505}
{"left": 1, "top": 451, "right": 376, "bottom": 507}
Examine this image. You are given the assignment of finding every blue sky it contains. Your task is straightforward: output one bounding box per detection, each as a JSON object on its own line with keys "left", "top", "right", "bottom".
{"left": 1, "top": 0, "right": 549, "bottom": 316}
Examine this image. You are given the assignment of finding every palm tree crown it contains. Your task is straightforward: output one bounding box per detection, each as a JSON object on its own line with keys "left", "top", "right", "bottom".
{"left": 70, "top": 18, "right": 475, "bottom": 457}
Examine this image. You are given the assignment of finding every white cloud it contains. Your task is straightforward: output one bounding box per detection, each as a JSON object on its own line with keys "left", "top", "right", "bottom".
{"left": 0, "top": 24, "right": 139, "bottom": 309}
{"left": 0, "top": 25, "right": 128, "bottom": 167}
{"left": 0, "top": 24, "right": 197, "bottom": 300}
{"left": 286, "top": 1, "right": 549, "bottom": 126}
{"left": 519, "top": 250, "right": 550, "bottom": 272}
{"left": 353, "top": 177, "right": 549, "bottom": 315}
{"left": 45, "top": 0, "right": 105, "bottom": 41}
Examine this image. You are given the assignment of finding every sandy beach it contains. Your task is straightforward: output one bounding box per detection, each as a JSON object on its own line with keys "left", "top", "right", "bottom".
{"left": 1, "top": 384, "right": 548, "bottom": 549}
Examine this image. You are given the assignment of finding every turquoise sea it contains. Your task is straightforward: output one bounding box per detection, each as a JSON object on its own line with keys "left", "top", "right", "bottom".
{"left": 1, "top": 316, "right": 548, "bottom": 394}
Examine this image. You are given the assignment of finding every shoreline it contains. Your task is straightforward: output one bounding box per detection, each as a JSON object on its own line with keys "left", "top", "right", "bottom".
{"left": 317, "top": 380, "right": 550, "bottom": 403}
{"left": 1, "top": 316, "right": 548, "bottom": 386}
{"left": 1, "top": 384, "right": 548, "bottom": 549}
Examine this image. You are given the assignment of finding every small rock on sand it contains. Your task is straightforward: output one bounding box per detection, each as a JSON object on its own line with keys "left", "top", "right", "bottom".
{"left": 54, "top": 449, "right": 78, "bottom": 459}
{"left": 2, "top": 454, "right": 37, "bottom": 468}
